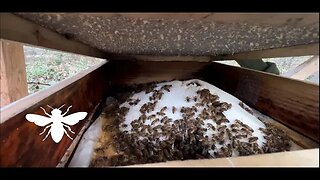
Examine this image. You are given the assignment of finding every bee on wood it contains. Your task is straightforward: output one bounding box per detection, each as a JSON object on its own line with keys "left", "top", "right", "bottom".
{"left": 172, "top": 106, "right": 177, "bottom": 114}
{"left": 249, "top": 136, "right": 258, "bottom": 143}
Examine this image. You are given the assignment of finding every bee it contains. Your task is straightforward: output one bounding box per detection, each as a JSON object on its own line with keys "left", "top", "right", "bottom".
{"left": 156, "top": 111, "right": 166, "bottom": 116}
{"left": 217, "top": 125, "right": 227, "bottom": 132}
{"left": 249, "top": 136, "right": 258, "bottom": 143}
{"left": 185, "top": 96, "right": 191, "bottom": 102}
{"left": 161, "top": 84, "right": 172, "bottom": 92}
{"left": 207, "top": 123, "right": 215, "bottom": 131}
{"left": 193, "top": 96, "right": 198, "bottom": 102}
{"left": 26, "top": 105, "right": 87, "bottom": 143}
{"left": 121, "top": 124, "right": 128, "bottom": 128}
{"left": 151, "top": 119, "right": 158, "bottom": 126}
{"left": 172, "top": 106, "right": 177, "bottom": 114}
{"left": 235, "top": 134, "right": 247, "bottom": 139}
{"left": 160, "top": 106, "right": 167, "bottom": 113}
{"left": 216, "top": 118, "right": 230, "bottom": 125}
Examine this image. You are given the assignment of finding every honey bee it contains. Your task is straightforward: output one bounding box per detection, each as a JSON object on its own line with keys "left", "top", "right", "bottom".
{"left": 216, "top": 118, "right": 230, "bottom": 125}
{"left": 217, "top": 125, "right": 227, "bottom": 132}
{"left": 172, "top": 106, "right": 177, "bottom": 114}
{"left": 160, "top": 106, "right": 167, "bottom": 113}
{"left": 207, "top": 123, "right": 215, "bottom": 131}
{"left": 193, "top": 96, "right": 198, "bottom": 102}
{"left": 121, "top": 124, "right": 128, "bottom": 128}
{"left": 185, "top": 96, "right": 191, "bottom": 102}
{"left": 161, "top": 84, "right": 172, "bottom": 92}
{"left": 235, "top": 134, "right": 247, "bottom": 139}
{"left": 249, "top": 136, "right": 258, "bottom": 143}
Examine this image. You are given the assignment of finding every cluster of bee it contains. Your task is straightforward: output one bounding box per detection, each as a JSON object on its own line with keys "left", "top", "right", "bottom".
{"left": 258, "top": 118, "right": 291, "bottom": 152}
{"left": 90, "top": 82, "right": 291, "bottom": 167}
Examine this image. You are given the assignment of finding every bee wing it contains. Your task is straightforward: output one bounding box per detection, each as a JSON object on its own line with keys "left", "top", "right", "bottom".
{"left": 61, "top": 112, "right": 87, "bottom": 125}
{"left": 25, "top": 114, "right": 52, "bottom": 127}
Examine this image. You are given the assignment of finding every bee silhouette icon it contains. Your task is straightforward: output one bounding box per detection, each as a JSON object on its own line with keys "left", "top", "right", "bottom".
{"left": 26, "top": 104, "right": 87, "bottom": 143}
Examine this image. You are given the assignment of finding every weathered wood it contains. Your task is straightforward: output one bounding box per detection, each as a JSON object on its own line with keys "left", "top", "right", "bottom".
{"left": 0, "top": 62, "right": 108, "bottom": 167}
{"left": 105, "top": 60, "right": 319, "bottom": 142}
{"left": 283, "top": 55, "right": 319, "bottom": 80}
{"left": 130, "top": 148, "right": 319, "bottom": 167}
{"left": 0, "top": 40, "right": 28, "bottom": 107}
{"left": 213, "top": 43, "right": 319, "bottom": 60}
{"left": 107, "top": 43, "right": 319, "bottom": 62}
{"left": 0, "top": 13, "right": 107, "bottom": 59}
{"left": 75, "top": 13, "right": 319, "bottom": 25}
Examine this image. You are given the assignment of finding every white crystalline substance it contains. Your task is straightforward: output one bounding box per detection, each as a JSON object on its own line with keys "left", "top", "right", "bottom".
{"left": 119, "top": 79, "right": 266, "bottom": 149}
{"left": 69, "top": 79, "right": 268, "bottom": 167}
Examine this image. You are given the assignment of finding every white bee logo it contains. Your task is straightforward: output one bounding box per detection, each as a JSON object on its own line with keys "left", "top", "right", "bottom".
{"left": 25, "top": 104, "right": 87, "bottom": 143}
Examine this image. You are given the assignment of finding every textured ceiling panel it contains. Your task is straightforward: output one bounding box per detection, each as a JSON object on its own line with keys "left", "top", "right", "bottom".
{"left": 17, "top": 13, "right": 319, "bottom": 56}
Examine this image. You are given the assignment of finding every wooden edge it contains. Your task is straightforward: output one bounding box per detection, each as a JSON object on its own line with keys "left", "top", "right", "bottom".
{"left": 0, "top": 61, "right": 107, "bottom": 124}
{"left": 57, "top": 102, "right": 102, "bottom": 167}
{"left": 0, "top": 13, "right": 107, "bottom": 59}
{"left": 128, "top": 149, "right": 319, "bottom": 167}
{"left": 45, "top": 13, "right": 319, "bottom": 25}
{"left": 108, "top": 43, "right": 319, "bottom": 62}
{"left": 213, "top": 43, "right": 319, "bottom": 60}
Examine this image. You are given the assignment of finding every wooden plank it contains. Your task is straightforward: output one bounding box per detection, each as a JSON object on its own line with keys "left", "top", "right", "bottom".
{"left": 105, "top": 61, "right": 319, "bottom": 142}
{"left": 0, "top": 13, "right": 107, "bottom": 59}
{"left": 283, "top": 55, "right": 319, "bottom": 80}
{"left": 130, "top": 149, "right": 319, "bottom": 167}
{"left": 0, "top": 40, "right": 28, "bottom": 107}
{"left": 73, "top": 13, "right": 319, "bottom": 25}
{"left": 212, "top": 43, "right": 319, "bottom": 60}
{"left": 108, "top": 43, "right": 319, "bottom": 62}
{"left": 0, "top": 61, "right": 108, "bottom": 167}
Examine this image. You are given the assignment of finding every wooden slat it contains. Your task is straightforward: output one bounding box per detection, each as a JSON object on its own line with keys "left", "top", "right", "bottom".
{"left": 130, "top": 148, "right": 319, "bottom": 167}
{"left": 213, "top": 43, "right": 319, "bottom": 60}
{"left": 0, "top": 40, "right": 28, "bottom": 107}
{"left": 73, "top": 13, "right": 319, "bottom": 25}
{"left": 0, "top": 13, "right": 107, "bottom": 59}
{"left": 283, "top": 55, "right": 319, "bottom": 80}
{"left": 0, "top": 62, "right": 108, "bottom": 167}
{"left": 108, "top": 43, "right": 319, "bottom": 62}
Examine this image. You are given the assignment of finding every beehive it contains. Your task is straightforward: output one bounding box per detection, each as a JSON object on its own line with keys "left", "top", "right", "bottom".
{"left": 0, "top": 13, "right": 319, "bottom": 167}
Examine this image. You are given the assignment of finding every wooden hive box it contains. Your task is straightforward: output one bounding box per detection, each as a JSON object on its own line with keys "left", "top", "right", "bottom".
{"left": 0, "top": 13, "right": 319, "bottom": 167}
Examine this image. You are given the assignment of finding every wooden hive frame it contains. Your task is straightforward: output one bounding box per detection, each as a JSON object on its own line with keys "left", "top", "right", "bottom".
{"left": 0, "top": 13, "right": 319, "bottom": 167}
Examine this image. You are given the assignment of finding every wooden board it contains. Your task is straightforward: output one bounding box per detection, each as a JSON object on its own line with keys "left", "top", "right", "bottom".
{"left": 214, "top": 43, "right": 319, "bottom": 60}
{"left": 0, "top": 14, "right": 107, "bottom": 59}
{"left": 0, "top": 40, "right": 29, "bottom": 107}
{"left": 0, "top": 62, "right": 108, "bottom": 167}
{"left": 130, "top": 148, "right": 319, "bottom": 167}
{"left": 108, "top": 43, "right": 319, "bottom": 62}
{"left": 69, "top": 13, "right": 320, "bottom": 25}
